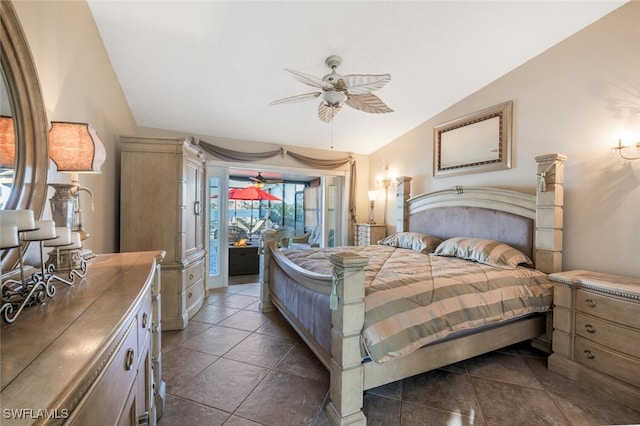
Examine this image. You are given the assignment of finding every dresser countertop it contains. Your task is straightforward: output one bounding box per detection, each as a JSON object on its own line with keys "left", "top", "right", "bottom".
{"left": 1, "top": 251, "right": 163, "bottom": 418}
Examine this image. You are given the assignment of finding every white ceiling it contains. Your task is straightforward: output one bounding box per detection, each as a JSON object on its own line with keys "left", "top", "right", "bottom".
{"left": 87, "top": 1, "right": 626, "bottom": 155}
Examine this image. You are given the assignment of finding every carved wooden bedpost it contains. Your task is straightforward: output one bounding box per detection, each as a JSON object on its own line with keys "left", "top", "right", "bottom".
{"left": 534, "top": 154, "right": 567, "bottom": 274}
{"left": 326, "top": 252, "right": 368, "bottom": 426}
{"left": 533, "top": 153, "right": 567, "bottom": 353}
{"left": 396, "top": 176, "right": 412, "bottom": 233}
{"left": 259, "top": 230, "right": 276, "bottom": 313}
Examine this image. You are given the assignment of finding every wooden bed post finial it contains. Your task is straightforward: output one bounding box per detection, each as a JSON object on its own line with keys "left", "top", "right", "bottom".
{"left": 326, "top": 252, "right": 368, "bottom": 426}
{"left": 534, "top": 153, "right": 567, "bottom": 274}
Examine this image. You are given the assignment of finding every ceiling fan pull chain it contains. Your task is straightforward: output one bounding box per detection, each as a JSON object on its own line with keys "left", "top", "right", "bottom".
{"left": 330, "top": 114, "right": 334, "bottom": 150}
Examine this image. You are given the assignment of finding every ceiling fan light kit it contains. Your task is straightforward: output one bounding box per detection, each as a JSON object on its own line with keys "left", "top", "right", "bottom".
{"left": 270, "top": 55, "right": 393, "bottom": 123}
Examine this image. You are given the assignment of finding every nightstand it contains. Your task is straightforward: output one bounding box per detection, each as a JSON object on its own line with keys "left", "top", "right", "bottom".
{"left": 548, "top": 270, "right": 640, "bottom": 411}
{"left": 355, "top": 223, "right": 386, "bottom": 246}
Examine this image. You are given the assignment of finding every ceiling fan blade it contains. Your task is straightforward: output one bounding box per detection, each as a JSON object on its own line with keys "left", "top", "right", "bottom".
{"left": 342, "top": 74, "right": 391, "bottom": 94}
{"left": 285, "top": 69, "right": 328, "bottom": 89}
{"left": 269, "top": 92, "right": 321, "bottom": 106}
{"left": 318, "top": 102, "right": 342, "bottom": 122}
{"left": 345, "top": 93, "right": 393, "bottom": 114}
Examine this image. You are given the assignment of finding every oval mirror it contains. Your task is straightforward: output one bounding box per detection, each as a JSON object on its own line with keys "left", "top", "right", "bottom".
{"left": 0, "top": 1, "right": 49, "bottom": 272}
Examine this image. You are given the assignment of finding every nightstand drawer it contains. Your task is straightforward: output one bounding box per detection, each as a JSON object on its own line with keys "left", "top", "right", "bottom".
{"left": 357, "top": 228, "right": 370, "bottom": 236}
{"left": 574, "top": 336, "right": 640, "bottom": 388}
{"left": 576, "top": 289, "right": 640, "bottom": 329}
{"left": 575, "top": 313, "right": 640, "bottom": 358}
{"left": 355, "top": 224, "right": 386, "bottom": 246}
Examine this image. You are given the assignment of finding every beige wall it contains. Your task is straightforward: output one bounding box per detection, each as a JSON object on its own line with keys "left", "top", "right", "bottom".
{"left": 14, "top": 0, "right": 137, "bottom": 254}
{"left": 370, "top": 2, "right": 640, "bottom": 278}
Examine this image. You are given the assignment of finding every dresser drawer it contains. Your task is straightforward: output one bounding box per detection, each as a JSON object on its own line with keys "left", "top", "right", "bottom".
{"left": 574, "top": 336, "right": 640, "bottom": 388}
{"left": 67, "top": 319, "right": 139, "bottom": 425}
{"left": 186, "top": 278, "right": 205, "bottom": 319}
{"left": 576, "top": 289, "right": 640, "bottom": 329}
{"left": 575, "top": 313, "right": 640, "bottom": 359}
{"left": 137, "top": 290, "right": 152, "bottom": 352}
{"left": 185, "top": 260, "right": 204, "bottom": 288}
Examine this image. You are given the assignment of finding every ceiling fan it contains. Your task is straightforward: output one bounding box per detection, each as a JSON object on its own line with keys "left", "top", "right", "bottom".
{"left": 270, "top": 55, "right": 393, "bottom": 122}
{"left": 249, "top": 172, "right": 283, "bottom": 188}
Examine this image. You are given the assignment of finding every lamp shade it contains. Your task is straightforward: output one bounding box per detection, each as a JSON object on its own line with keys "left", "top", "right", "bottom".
{"left": 0, "top": 116, "right": 15, "bottom": 168}
{"left": 48, "top": 121, "right": 106, "bottom": 173}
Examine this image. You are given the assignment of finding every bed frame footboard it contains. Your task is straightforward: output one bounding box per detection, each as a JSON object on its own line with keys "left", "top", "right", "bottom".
{"left": 261, "top": 231, "right": 369, "bottom": 425}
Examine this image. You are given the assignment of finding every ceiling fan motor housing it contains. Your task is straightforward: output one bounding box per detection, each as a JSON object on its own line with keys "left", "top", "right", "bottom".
{"left": 323, "top": 90, "right": 347, "bottom": 107}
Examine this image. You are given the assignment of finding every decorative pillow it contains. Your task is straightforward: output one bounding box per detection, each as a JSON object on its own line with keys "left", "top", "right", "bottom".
{"left": 377, "top": 232, "right": 443, "bottom": 254}
{"left": 433, "top": 237, "right": 533, "bottom": 269}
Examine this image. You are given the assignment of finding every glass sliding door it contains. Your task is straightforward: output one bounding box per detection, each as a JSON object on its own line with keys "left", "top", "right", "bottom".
{"left": 207, "top": 166, "right": 229, "bottom": 288}
{"left": 324, "top": 175, "right": 344, "bottom": 247}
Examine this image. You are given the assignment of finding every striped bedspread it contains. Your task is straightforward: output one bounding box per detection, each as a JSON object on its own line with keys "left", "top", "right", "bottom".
{"left": 283, "top": 245, "right": 553, "bottom": 363}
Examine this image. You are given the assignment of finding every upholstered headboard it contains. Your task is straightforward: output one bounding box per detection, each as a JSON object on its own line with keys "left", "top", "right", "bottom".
{"left": 409, "top": 206, "right": 534, "bottom": 259}
{"left": 396, "top": 154, "right": 566, "bottom": 274}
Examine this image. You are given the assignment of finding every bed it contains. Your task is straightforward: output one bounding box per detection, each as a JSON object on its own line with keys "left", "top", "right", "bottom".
{"left": 259, "top": 153, "right": 566, "bottom": 425}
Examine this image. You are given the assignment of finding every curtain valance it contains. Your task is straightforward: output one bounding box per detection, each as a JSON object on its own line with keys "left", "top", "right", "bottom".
{"left": 196, "top": 138, "right": 357, "bottom": 223}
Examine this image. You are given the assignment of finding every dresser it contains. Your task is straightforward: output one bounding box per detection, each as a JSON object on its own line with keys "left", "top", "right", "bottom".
{"left": 0, "top": 252, "right": 165, "bottom": 425}
{"left": 120, "top": 137, "right": 207, "bottom": 330}
{"left": 548, "top": 270, "right": 640, "bottom": 411}
{"left": 355, "top": 223, "right": 386, "bottom": 246}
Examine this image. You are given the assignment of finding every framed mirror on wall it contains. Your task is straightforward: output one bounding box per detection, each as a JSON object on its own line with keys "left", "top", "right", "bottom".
{"left": 0, "top": 1, "right": 50, "bottom": 272}
{"left": 433, "top": 101, "right": 512, "bottom": 178}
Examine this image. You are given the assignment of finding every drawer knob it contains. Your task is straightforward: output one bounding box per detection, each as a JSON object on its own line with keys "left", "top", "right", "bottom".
{"left": 583, "top": 349, "right": 595, "bottom": 360}
{"left": 125, "top": 348, "right": 135, "bottom": 370}
{"left": 142, "top": 312, "right": 148, "bottom": 328}
{"left": 190, "top": 273, "right": 194, "bottom": 280}
{"left": 585, "top": 324, "right": 596, "bottom": 333}
{"left": 584, "top": 298, "right": 596, "bottom": 308}
{"left": 188, "top": 292, "right": 193, "bottom": 299}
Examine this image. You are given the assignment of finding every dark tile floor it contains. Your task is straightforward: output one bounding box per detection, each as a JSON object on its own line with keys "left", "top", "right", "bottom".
{"left": 158, "top": 279, "right": 640, "bottom": 426}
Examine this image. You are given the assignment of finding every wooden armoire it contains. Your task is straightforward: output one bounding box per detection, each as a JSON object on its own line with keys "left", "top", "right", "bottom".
{"left": 120, "top": 137, "right": 206, "bottom": 330}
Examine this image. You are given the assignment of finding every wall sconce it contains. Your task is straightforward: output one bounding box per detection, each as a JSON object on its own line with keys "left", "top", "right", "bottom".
{"left": 48, "top": 121, "right": 106, "bottom": 262}
{"left": 367, "top": 190, "right": 377, "bottom": 224}
{"left": 612, "top": 139, "right": 640, "bottom": 160}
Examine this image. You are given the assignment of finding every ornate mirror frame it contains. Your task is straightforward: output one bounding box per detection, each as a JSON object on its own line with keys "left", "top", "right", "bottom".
{"left": 433, "top": 101, "right": 513, "bottom": 178}
{"left": 0, "top": 1, "right": 49, "bottom": 272}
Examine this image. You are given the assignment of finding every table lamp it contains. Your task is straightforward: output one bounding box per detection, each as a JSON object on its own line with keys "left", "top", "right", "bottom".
{"left": 48, "top": 121, "right": 106, "bottom": 262}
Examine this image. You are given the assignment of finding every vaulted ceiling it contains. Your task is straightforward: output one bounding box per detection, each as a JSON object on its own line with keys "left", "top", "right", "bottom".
{"left": 87, "top": 1, "right": 626, "bottom": 154}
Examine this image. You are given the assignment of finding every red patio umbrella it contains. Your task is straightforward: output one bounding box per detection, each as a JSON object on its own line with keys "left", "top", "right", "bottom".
{"left": 229, "top": 186, "right": 281, "bottom": 231}
{"left": 229, "top": 186, "right": 281, "bottom": 201}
